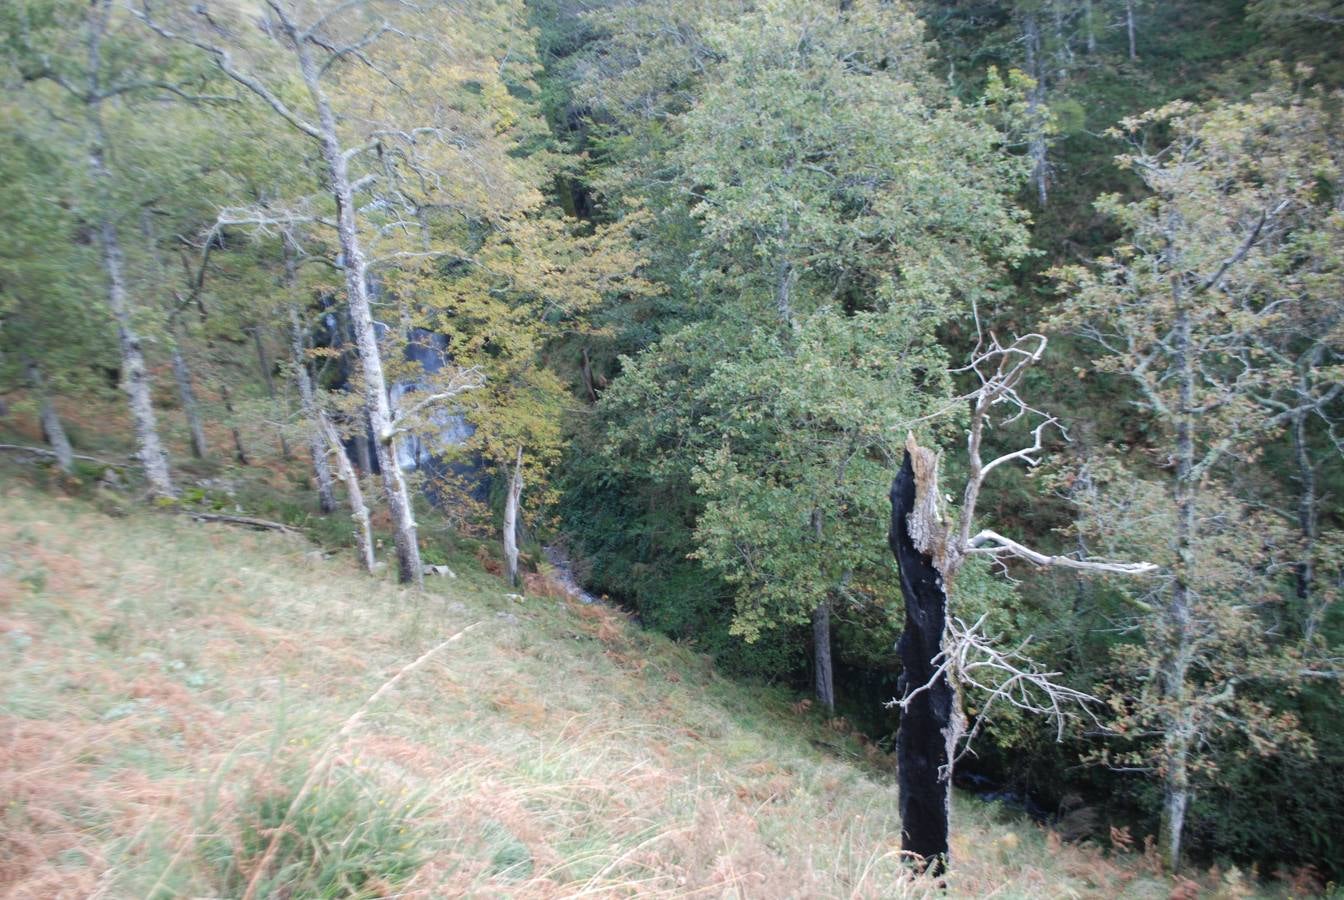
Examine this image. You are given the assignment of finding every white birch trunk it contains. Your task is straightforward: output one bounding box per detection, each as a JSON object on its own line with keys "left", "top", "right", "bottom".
{"left": 503, "top": 445, "right": 523, "bottom": 587}
{"left": 85, "top": 1, "right": 173, "bottom": 497}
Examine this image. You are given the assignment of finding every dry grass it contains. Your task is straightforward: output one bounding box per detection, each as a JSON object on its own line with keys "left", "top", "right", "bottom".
{"left": 0, "top": 480, "right": 1293, "bottom": 898}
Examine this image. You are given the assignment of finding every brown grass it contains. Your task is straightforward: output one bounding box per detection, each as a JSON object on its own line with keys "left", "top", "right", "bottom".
{"left": 0, "top": 479, "right": 1296, "bottom": 898}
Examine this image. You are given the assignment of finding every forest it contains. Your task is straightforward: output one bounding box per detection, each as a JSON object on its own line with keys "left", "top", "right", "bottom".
{"left": 2, "top": 0, "right": 1342, "bottom": 889}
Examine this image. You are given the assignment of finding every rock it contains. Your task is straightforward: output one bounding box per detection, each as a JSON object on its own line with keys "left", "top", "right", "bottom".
{"left": 423, "top": 564, "right": 457, "bottom": 578}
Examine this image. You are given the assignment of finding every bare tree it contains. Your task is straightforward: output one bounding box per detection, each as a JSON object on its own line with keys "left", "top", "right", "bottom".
{"left": 888, "top": 331, "right": 1155, "bottom": 874}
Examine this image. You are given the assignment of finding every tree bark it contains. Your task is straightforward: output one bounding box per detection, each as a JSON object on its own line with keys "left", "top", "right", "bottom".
{"left": 319, "top": 410, "right": 376, "bottom": 573}
{"left": 290, "top": 306, "right": 337, "bottom": 515}
{"left": 503, "top": 445, "right": 523, "bottom": 587}
{"left": 293, "top": 30, "right": 422, "bottom": 586}
{"left": 85, "top": 0, "right": 174, "bottom": 497}
{"left": 170, "top": 335, "right": 208, "bottom": 460}
{"left": 812, "top": 601, "right": 836, "bottom": 711}
{"left": 28, "top": 362, "right": 73, "bottom": 473}
{"left": 889, "top": 449, "right": 958, "bottom": 875}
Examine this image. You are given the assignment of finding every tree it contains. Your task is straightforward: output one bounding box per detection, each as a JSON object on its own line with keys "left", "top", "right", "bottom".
{"left": 588, "top": 0, "right": 1030, "bottom": 707}
{"left": 0, "top": 90, "right": 108, "bottom": 471}
{"left": 1052, "top": 81, "right": 1343, "bottom": 870}
{"left": 888, "top": 332, "right": 1154, "bottom": 874}
{"left": 140, "top": 0, "right": 552, "bottom": 584}
{"left": 4, "top": 0, "right": 219, "bottom": 496}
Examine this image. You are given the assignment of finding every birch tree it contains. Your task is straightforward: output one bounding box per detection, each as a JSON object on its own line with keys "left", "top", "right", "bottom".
{"left": 1052, "top": 82, "right": 1343, "bottom": 870}
{"left": 4, "top": 0, "right": 211, "bottom": 496}
{"left": 139, "top": 0, "right": 547, "bottom": 584}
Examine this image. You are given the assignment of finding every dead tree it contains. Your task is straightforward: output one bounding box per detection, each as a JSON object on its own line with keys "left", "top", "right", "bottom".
{"left": 888, "top": 332, "right": 1156, "bottom": 874}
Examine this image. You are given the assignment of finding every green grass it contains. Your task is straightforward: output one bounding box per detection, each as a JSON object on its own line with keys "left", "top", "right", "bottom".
{"left": 0, "top": 474, "right": 1300, "bottom": 897}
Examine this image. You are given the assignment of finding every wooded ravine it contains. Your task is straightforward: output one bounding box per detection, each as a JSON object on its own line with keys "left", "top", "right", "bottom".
{"left": 2, "top": 0, "right": 1342, "bottom": 890}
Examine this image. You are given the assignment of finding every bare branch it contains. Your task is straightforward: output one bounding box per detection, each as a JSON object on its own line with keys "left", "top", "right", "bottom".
{"left": 967, "top": 529, "right": 1160, "bottom": 576}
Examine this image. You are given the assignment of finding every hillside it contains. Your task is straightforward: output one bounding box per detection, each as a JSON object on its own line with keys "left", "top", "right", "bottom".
{"left": 0, "top": 473, "right": 1272, "bottom": 899}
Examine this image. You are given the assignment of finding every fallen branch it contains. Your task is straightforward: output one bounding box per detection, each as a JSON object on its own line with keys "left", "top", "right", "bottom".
{"left": 187, "top": 511, "right": 297, "bottom": 533}
{"left": 241, "top": 623, "right": 481, "bottom": 900}
{"left": 0, "top": 443, "right": 129, "bottom": 468}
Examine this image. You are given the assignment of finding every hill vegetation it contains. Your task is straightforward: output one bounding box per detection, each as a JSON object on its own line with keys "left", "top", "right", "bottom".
{"left": 0, "top": 470, "right": 1293, "bottom": 898}
{"left": 2, "top": 0, "right": 1342, "bottom": 888}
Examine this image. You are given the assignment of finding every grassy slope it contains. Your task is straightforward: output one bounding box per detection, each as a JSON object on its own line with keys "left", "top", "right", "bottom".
{"left": 1, "top": 477, "right": 1241, "bottom": 899}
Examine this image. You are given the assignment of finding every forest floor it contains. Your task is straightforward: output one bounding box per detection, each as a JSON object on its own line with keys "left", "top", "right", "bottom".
{"left": 0, "top": 465, "right": 1300, "bottom": 898}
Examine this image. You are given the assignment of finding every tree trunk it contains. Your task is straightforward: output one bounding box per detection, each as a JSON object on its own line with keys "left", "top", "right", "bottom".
{"left": 889, "top": 448, "right": 958, "bottom": 875}
{"left": 28, "top": 362, "right": 73, "bottom": 473}
{"left": 318, "top": 410, "right": 375, "bottom": 573}
{"left": 285, "top": 32, "right": 421, "bottom": 585}
{"left": 1157, "top": 287, "right": 1196, "bottom": 873}
{"left": 503, "top": 445, "right": 523, "bottom": 587}
{"left": 290, "top": 306, "right": 337, "bottom": 515}
{"left": 1126, "top": 0, "right": 1138, "bottom": 60}
{"left": 812, "top": 601, "right": 835, "bottom": 711}
{"left": 291, "top": 38, "right": 422, "bottom": 585}
{"left": 83, "top": 3, "right": 173, "bottom": 497}
{"left": 1290, "top": 405, "right": 1324, "bottom": 642}
{"left": 252, "top": 326, "right": 292, "bottom": 460}
{"left": 170, "top": 336, "right": 208, "bottom": 460}
{"left": 1023, "top": 13, "right": 1049, "bottom": 208}
{"left": 1084, "top": 0, "right": 1097, "bottom": 53}
{"left": 219, "top": 382, "right": 249, "bottom": 465}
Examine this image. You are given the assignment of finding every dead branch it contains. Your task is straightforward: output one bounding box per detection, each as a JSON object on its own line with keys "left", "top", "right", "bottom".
{"left": 186, "top": 511, "right": 297, "bottom": 533}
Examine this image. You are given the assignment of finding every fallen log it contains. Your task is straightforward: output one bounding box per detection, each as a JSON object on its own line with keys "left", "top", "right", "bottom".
{"left": 188, "top": 511, "right": 297, "bottom": 533}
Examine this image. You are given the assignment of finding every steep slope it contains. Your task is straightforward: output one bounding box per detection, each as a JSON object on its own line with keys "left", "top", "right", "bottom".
{"left": 1, "top": 479, "right": 1200, "bottom": 897}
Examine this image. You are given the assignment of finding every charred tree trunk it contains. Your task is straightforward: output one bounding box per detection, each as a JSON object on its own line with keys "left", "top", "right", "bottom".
{"left": 289, "top": 306, "right": 337, "bottom": 515}
{"left": 318, "top": 410, "right": 375, "bottom": 573}
{"left": 889, "top": 449, "right": 957, "bottom": 875}
{"left": 812, "top": 601, "right": 835, "bottom": 711}
{"left": 28, "top": 362, "right": 73, "bottom": 474}
{"left": 503, "top": 445, "right": 523, "bottom": 587}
